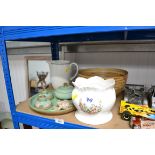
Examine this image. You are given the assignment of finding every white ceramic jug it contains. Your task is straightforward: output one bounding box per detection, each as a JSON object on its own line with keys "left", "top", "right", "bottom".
{"left": 47, "top": 60, "right": 78, "bottom": 89}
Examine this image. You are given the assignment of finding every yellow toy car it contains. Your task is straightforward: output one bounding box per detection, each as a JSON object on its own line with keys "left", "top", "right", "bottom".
{"left": 120, "top": 100, "right": 155, "bottom": 121}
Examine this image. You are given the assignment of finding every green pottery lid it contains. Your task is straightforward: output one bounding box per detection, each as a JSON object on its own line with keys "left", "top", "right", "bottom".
{"left": 55, "top": 83, "right": 73, "bottom": 94}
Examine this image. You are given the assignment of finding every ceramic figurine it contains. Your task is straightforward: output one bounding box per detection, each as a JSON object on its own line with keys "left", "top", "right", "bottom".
{"left": 72, "top": 76, "right": 116, "bottom": 125}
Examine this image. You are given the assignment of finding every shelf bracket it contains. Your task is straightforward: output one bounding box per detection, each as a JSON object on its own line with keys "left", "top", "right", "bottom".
{"left": 51, "top": 42, "right": 59, "bottom": 60}
{"left": 124, "top": 30, "right": 128, "bottom": 40}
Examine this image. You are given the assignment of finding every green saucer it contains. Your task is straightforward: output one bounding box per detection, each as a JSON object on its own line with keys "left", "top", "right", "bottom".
{"left": 28, "top": 90, "right": 75, "bottom": 115}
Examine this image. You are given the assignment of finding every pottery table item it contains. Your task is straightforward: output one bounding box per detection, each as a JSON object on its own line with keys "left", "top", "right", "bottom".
{"left": 54, "top": 83, "right": 74, "bottom": 100}
{"left": 47, "top": 60, "right": 78, "bottom": 89}
{"left": 35, "top": 100, "right": 52, "bottom": 110}
{"left": 29, "top": 90, "right": 76, "bottom": 115}
{"left": 38, "top": 90, "right": 53, "bottom": 100}
{"left": 57, "top": 100, "right": 72, "bottom": 110}
{"left": 72, "top": 76, "right": 116, "bottom": 125}
{"left": 34, "top": 90, "right": 53, "bottom": 110}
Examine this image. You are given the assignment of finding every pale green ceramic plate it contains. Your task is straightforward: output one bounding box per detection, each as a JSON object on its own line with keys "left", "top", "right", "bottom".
{"left": 28, "top": 90, "right": 76, "bottom": 115}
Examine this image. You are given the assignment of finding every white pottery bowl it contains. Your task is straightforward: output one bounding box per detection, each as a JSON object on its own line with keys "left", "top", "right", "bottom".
{"left": 72, "top": 76, "right": 116, "bottom": 125}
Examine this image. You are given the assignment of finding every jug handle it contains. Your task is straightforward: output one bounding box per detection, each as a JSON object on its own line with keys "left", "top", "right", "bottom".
{"left": 70, "top": 63, "right": 79, "bottom": 81}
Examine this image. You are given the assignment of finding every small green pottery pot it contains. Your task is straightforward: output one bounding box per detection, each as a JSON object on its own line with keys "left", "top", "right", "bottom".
{"left": 54, "top": 83, "right": 74, "bottom": 100}
{"left": 38, "top": 90, "right": 53, "bottom": 102}
{"left": 35, "top": 90, "right": 53, "bottom": 110}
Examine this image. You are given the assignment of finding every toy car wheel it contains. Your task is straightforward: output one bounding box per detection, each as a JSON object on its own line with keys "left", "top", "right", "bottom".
{"left": 121, "top": 111, "right": 131, "bottom": 121}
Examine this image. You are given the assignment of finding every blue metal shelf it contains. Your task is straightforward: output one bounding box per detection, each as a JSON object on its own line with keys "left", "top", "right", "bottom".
{"left": 1, "top": 26, "right": 155, "bottom": 129}
{"left": 16, "top": 112, "right": 94, "bottom": 129}
{"left": 3, "top": 26, "right": 155, "bottom": 41}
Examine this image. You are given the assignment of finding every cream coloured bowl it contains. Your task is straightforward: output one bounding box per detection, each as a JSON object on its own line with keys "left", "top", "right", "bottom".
{"left": 72, "top": 76, "right": 116, "bottom": 125}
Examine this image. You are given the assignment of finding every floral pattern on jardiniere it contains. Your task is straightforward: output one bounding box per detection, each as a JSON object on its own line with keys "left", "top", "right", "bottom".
{"left": 79, "top": 102, "right": 102, "bottom": 114}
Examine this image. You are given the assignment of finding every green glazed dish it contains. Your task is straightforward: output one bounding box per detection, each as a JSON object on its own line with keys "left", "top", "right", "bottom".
{"left": 28, "top": 90, "right": 75, "bottom": 115}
